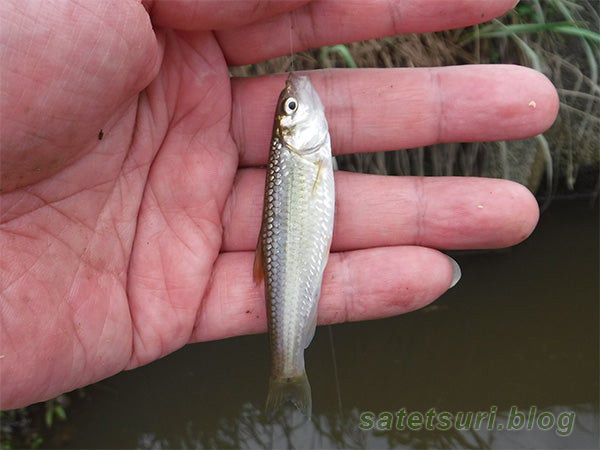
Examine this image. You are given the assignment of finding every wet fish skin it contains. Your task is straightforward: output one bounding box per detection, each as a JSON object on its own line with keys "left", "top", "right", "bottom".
{"left": 254, "top": 73, "right": 335, "bottom": 418}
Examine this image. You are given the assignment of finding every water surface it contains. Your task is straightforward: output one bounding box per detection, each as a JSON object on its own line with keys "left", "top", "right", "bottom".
{"left": 47, "top": 196, "right": 599, "bottom": 449}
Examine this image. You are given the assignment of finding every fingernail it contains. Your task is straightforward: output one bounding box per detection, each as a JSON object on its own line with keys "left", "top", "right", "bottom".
{"left": 448, "top": 256, "right": 462, "bottom": 288}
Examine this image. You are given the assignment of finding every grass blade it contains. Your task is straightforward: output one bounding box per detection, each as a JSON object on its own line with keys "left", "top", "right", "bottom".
{"left": 319, "top": 45, "right": 358, "bottom": 68}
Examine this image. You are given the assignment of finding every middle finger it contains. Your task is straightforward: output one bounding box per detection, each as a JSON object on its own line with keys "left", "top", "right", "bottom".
{"left": 221, "top": 169, "right": 539, "bottom": 252}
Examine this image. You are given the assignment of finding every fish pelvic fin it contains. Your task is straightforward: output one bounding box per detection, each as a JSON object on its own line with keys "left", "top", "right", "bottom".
{"left": 253, "top": 233, "right": 264, "bottom": 284}
{"left": 265, "top": 372, "right": 312, "bottom": 420}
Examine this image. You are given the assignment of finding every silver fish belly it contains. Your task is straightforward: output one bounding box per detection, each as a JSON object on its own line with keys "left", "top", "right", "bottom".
{"left": 254, "top": 73, "right": 335, "bottom": 418}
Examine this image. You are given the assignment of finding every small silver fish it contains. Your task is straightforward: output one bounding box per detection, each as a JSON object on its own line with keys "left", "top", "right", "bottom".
{"left": 254, "top": 73, "right": 335, "bottom": 418}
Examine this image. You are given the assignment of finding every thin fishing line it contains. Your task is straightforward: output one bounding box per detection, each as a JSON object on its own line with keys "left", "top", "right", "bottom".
{"left": 289, "top": 12, "right": 295, "bottom": 72}
{"left": 328, "top": 325, "right": 344, "bottom": 418}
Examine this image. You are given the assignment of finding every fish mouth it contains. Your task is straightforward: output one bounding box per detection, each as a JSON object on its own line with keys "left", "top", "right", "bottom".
{"left": 285, "top": 74, "right": 318, "bottom": 102}
{"left": 286, "top": 72, "right": 307, "bottom": 88}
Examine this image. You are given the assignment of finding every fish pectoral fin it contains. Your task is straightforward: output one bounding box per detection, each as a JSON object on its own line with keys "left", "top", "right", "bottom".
{"left": 311, "top": 159, "right": 324, "bottom": 195}
{"left": 253, "top": 233, "right": 265, "bottom": 284}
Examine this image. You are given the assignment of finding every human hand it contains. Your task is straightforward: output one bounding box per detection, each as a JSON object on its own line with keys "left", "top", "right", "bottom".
{"left": 0, "top": 0, "right": 558, "bottom": 409}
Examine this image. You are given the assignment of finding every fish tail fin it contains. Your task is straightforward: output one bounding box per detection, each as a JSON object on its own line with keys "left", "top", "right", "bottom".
{"left": 265, "top": 372, "right": 312, "bottom": 419}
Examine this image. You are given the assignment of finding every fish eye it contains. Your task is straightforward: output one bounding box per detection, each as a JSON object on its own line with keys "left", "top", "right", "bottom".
{"left": 283, "top": 97, "right": 298, "bottom": 114}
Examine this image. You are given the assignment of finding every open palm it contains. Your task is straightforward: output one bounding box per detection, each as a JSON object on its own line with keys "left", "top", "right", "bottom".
{"left": 0, "top": 0, "right": 557, "bottom": 409}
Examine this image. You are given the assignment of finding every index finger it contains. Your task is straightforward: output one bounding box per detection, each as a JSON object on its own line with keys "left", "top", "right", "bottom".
{"left": 231, "top": 65, "right": 559, "bottom": 166}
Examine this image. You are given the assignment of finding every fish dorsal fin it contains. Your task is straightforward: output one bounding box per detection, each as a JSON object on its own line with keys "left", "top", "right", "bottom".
{"left": 253, "top": 233, "right": 264, "bottom": 284}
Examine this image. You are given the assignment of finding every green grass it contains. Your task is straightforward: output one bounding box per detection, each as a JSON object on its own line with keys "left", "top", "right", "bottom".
{"left": 462, "top": 21, "right": 600, "bottom": 43}
{"left": 319, "top": 44, "right": 358, "bottom": 68}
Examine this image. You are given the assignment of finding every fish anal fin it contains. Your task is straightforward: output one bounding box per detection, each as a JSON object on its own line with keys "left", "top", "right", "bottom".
{"left": 302, "top": 239, "right": 333, "bottom": 349}
{"left": 303, "top": 283, "right": 322, "bottom": 349}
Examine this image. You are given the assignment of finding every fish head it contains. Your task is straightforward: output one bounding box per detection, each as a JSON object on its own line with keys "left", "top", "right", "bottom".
{"left": 276, "top": 74, "right": 329, "bottom": 154}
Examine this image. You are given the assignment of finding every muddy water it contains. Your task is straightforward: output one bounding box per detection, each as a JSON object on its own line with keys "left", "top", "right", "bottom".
{"left": 48, "top": 196, "right": 598, "bottom": 449}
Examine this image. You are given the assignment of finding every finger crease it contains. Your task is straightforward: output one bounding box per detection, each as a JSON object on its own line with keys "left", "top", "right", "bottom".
{"left": 429, "top": 68, "right": 446, "bottom": 144}
{"left": 386, "top": 0, "right": 404, "bottom": 34}
{"left": 413, "top": 176, "right": 426, "bottom": 247}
